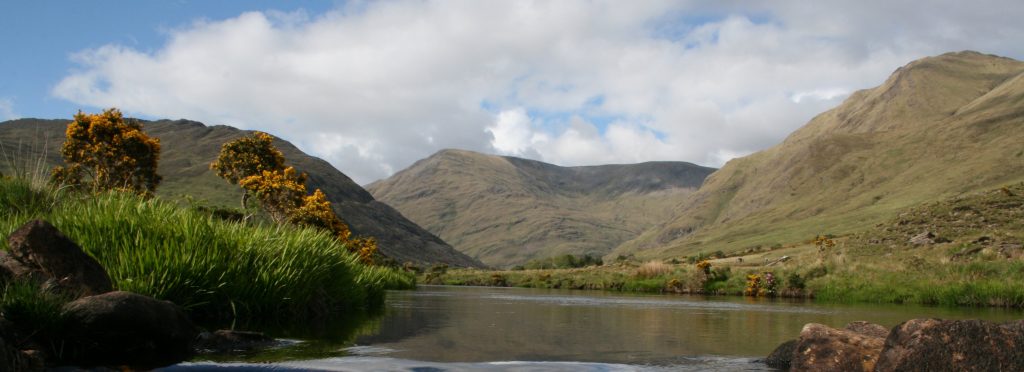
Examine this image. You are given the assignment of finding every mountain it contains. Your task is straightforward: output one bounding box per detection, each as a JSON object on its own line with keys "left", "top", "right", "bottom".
{"left": 367, "top": 149, "right": 715, "bottom": 266}
{"left": 0, "top": 119, "right": 484, "bottom": 268}
{"left": 612, "top": 51, "right": 1024, "bottom": 259}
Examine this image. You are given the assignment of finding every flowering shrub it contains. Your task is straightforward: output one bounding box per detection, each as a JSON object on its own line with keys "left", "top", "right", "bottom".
{"left": 744, "top": 271, "right": 778, "bottom": 297}
{"left": 213, "top": 132, "right": 378, "bottom": 264}
{"left": 696, "top": 260, "right": 712, "bottom": 275}
{"left": 51, "top": 108, "right": 161, "bottom": 195}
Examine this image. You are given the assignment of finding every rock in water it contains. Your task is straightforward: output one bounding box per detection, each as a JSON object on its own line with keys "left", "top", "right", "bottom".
{"left": 791, "top": 323, "right": 885, "bottom": 372}
{"left": 1, "top": 220, "right": 112, "bottom": 297}
{"left": 195, "top": 330, "right": 276, "bottom": 353}
{"left": 765, "top": 339, "right": 797, "bottom": 370}
{"left": 875, "top": 318, "right": 1024, "bottom": 372}
{"left": 61, "top": 291, "right": 197, "bottom": 368}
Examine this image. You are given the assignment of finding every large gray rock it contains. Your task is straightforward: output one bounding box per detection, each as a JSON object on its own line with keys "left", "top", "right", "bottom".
{"left": 1, "top": 220, "right": 112, "bottom": 297}
{"left": 61, "top": 291, "right": 196, "bottom": 368}
{"left": 875, "top": 318, "right": 1024, "bottom": 372}
{"left": 790, "top": 323, "right": 885, "bottom": 372}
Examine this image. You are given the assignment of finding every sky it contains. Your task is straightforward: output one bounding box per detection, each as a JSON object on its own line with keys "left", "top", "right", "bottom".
{"left": 2, "top": 1, "right": 1023, "bottom": 184}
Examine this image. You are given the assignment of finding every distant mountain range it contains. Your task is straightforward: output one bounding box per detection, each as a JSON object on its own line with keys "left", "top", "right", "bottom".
{"left": 0, "top": 119, "right": 484, "bottom": 268}
{"left": 370, "top": 51, "right": 1024, "bottom": 266}
{"left": 368, "top": 149, "right": 715, "bottom": 266}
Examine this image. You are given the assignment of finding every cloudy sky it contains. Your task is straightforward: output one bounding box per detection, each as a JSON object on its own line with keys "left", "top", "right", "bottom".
{"left": 2, "top": 1, "right": 1023, "bottom": 184}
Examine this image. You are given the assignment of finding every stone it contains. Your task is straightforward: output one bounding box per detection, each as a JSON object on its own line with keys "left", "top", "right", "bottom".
{"left": 1, "top": 220, "right": 112, "bottom": 297}
{"left": 875, "top": 318, "right": 1024, "bottom": 372}
{"left": 764, "top": 339, "right": 797, "bottom": 370}
{"left": 61, "top": 291, "right": 197, "bottom": 368}
{"left": 195, "top": 330, "right": 276, "bottom": 353}
{"left": 844, "top": 321, "right": 890, "bottom": 338}
{"left": 790, "top": 323, "right": 885, "bottom": 372}
{"left": 908, "top": 231, "right": 936, "bottom": 245}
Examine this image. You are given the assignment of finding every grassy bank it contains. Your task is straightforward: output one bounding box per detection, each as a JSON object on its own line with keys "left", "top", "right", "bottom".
{"left": 430, "top": 183, "right": 1024, "bottom": 308}
{"left": 0, "top": 176, "right": 414, "bottom": 323}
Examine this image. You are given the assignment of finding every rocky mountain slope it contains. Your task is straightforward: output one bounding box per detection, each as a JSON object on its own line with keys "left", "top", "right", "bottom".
{"left": 612, "top": 51, "right": 1024, "bottom": 259}
{"left": 0, "top": 119, "right": 483, "bottom": 267}
{"left": 368, "top": 149, "right": 715, "bottom": 266}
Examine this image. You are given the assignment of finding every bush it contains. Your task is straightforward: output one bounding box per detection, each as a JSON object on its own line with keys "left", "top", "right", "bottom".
{"left": 635, "top": 261, "right": 672, "bottom": 279}
{"left": 786, "top": 272, "right": 806, "bottom": 290}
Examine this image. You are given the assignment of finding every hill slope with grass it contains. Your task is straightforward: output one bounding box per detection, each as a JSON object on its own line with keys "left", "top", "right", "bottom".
{"left": 613, "top": 51, "right": 1024, "bottom": 260}
{"left": 0, "top": 119, "right": 483, "bottom": 268}
{"left": 367, "top": 149, "right": 715, "bottom": 266}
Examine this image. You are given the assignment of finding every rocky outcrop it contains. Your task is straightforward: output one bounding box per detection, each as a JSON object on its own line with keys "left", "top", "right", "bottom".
{"left": 789, "top": 323, "right": 885, "bottom": 372}
{"left": 0, "top": 220, "right": 112, "bottom": 297}
{"left": 875, "top": 318, "right": 1024, "bottom": 372}
{"left": 60, "top": 291, "right": 197, "bottom": 368}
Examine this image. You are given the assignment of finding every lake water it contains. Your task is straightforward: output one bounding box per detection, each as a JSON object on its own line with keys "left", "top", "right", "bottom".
{"left": 166, "top": 285, "right": 1023, "bottom": 371}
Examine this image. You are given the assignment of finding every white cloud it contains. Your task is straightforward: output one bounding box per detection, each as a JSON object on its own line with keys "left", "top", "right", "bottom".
{"left": 52, "top": 0, "right": 1024, "bottom": 184}
{"left": 0, "top": 98, "right": 16, "bottom": 121}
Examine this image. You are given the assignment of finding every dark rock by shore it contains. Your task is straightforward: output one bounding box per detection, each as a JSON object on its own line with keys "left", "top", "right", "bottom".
{"left": 0, "top": 220, "right": 113, "bottom": 297}
{"left": 61, "top": 291, "right": 198, "bottom": 369}
{"left": 196, "top": 329, "right": 277, "bottom": 353}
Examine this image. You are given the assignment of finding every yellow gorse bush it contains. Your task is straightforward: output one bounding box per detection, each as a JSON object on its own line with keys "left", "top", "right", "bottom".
{"left": 213, "top": 132, "right": 378, "bottom": 264}
{"left": 51, "top": 108, "right": 162, "bottom": 195}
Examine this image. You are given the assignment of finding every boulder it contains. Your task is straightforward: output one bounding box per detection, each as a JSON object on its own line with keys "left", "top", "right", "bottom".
{"left": 875, "top": 318, "right": 1024, "bottom": 372}
{"left": 1, "top": 220, "right": 112, "bottom": 297}
{"left": 844, "top": 321, "right": 890, "bottom": 338}
{"left": 195, "top": 330, "right": 276, "bottom": 353}
{"left": 61, "top": 291, "right": 197, "bottom": 368}
{"left": 909, "top": 231, "right": 935, "bottom": 245}
{"left": 790, "top": 323, "right": 885, "bottom": 372}
{"left": 764, "top": 339, "right": 797, "bottom": 370}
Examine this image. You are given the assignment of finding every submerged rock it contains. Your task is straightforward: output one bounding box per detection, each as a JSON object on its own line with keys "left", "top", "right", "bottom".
{"left": 790, "top": 323, "right": 885, "bottom": 372}
{"left": 875, "top": 318, "right": 1024, "bottom": 372}
{"left": 61, "top": 291, "right": 197, "bottom": 369}
{"left": 0, "top": 220, "right": 112, "bottom": 297}
{"left": 195, "top": 330, "right": 277, "bottom": 353}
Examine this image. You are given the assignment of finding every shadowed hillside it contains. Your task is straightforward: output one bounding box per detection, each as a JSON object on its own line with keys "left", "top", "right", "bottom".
{"left": 613, "top": 51, "right": 1024, "bottom": 259}
{"left": 368, "top": 149, "right": 715, "bottom": 266}
{"left": 0, "top": 118, "right": 483, "bottom": 268}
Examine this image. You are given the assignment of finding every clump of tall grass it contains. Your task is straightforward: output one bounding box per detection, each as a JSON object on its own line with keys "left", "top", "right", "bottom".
{"left": 0, "top": 177, "right": 413, "bottom": 323}
{"left": 635, "top": 260, "right": 673, "bottom": 279}
{"left": 0, "top": 280, "right": 71, "bottom": 354}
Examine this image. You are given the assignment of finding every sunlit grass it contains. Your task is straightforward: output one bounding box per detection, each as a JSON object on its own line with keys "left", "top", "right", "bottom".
{"left": 0, "top": 176, "right": 414, "bottom": 323}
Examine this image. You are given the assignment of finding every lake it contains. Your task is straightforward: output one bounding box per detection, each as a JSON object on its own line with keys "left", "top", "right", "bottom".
{"left": 167, "top": 285, "right": 1023, "bottom": 371}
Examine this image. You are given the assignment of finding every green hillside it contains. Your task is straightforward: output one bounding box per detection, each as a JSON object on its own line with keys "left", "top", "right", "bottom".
{"left": 0, "top": 119, "right": 484, "bottom": 267}
{"left": 368, "top": 149, "right": 715, "bottom": 267}
{"left": 612, "top": 51, "right": 1024, "bottom": 259}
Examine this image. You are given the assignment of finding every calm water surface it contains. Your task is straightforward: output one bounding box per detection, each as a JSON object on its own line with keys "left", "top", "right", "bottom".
{"left": 167, "top": 285, "right": 1023, "bottom": 371}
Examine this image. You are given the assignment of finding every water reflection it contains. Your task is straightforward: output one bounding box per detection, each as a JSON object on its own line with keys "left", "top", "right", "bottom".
{"left": 181, "top": 285, "right": 1023, "bottom": 368}
{"left": 350, "top": 285, "right": 1022, "bottom": 363}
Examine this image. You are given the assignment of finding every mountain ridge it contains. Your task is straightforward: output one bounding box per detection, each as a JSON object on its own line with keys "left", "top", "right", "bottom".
{"left": 368, "top": 148, "right": 716, "bottom": 266}
{"left": 612, "top": 50, "right": 1024, "bottom": 259}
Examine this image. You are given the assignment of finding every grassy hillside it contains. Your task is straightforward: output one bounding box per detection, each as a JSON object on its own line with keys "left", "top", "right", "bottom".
{"left": 613, "top": 51, "right": 1024, "bottom": 260}
{"left": 0, "top": 119, "right": 483, "bottom": 267}
{"left": 438, "top": 182, "right": 1024, "bottom": 308}
{"left": 368, "top": 149, "right": 715, "bottom": 266}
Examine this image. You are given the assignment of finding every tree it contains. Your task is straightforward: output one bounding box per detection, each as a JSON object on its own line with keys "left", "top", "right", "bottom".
{"left": 209, "top": 131, "right": 285, "bottom": 211}
{"left": 51, "top": 108, "right": 162, "bottom": 195}
{"left": 211, "top": 132, "right": 379, "bottom": 263}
